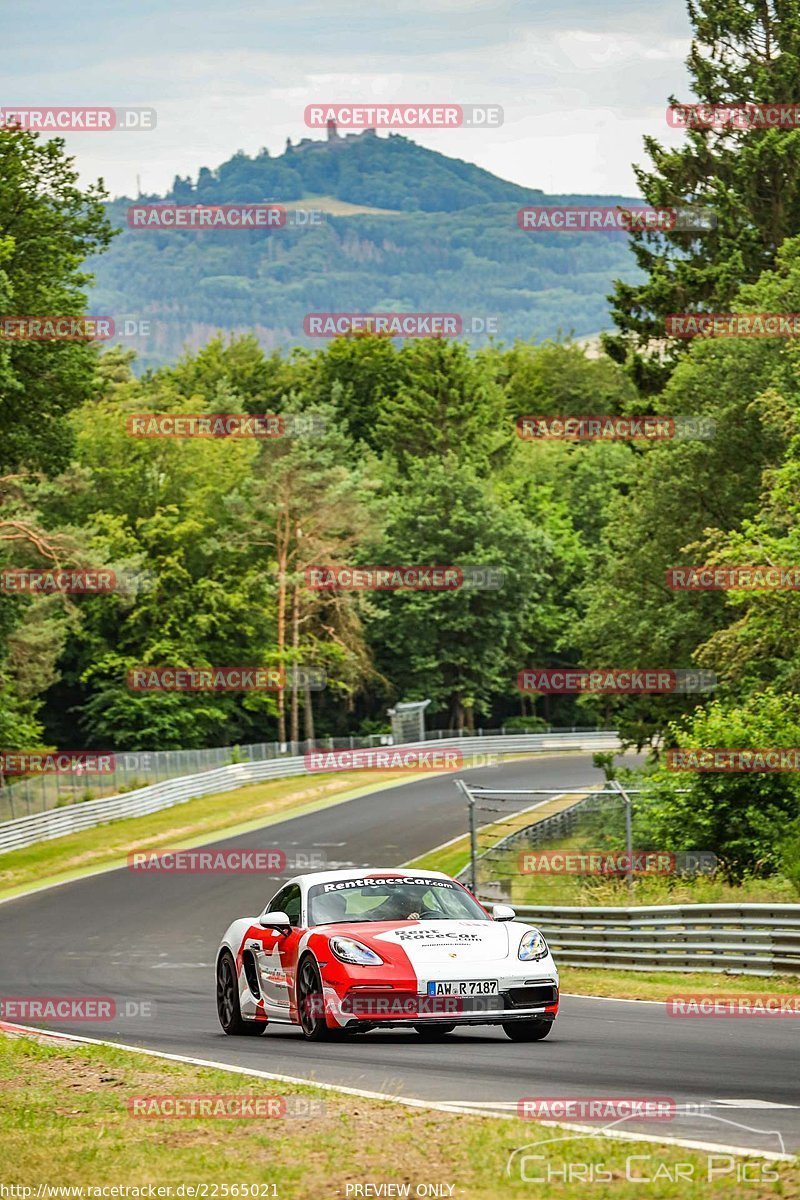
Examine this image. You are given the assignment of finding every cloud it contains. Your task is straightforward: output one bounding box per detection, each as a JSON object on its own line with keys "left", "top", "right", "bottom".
{"left": 1, "top": 0, "right": 693, "bottom": 197}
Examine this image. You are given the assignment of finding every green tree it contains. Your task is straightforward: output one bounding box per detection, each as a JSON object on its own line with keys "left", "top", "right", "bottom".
{"left": 366, "top": 456, "right": 571, "bottom": 729}
{"left": 0, "top": 126, "right": 115, "bottom": 473}
{"left": 311, "top": 332, "right": 398, "bottom": 448}
{"left": 0, "top": 126, "right": 114, "bottom": 747}
{"left": 53, "top": 358, "right": 274, "bottom": 749}
{"left": 375, "top": 338, "right": 509, "bottom": 473}
{"left": 605, "top": 0, "right": 800, "bottom": 389}
{"left": 635, "top": 691, "right": 800, "bottom": 879}
{"left": 489, "top": 338, "right": 639, "bottom": 420}
{"left": 229, "top": 395, "right": 380, "bottom": 742}
{"left": 164, "top": 334, "right": 315, "bottom": 412}
{"left": 578, "top": 240, "right": 800, "bottom": 744}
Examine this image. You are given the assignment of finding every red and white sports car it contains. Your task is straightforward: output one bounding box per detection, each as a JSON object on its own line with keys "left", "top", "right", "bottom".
{"left": 215, "top": 868, "right": 559, "bottom": 1041}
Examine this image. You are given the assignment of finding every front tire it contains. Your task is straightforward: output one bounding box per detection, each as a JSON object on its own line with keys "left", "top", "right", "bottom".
{"left": 502, "top": 1018, "right": 553, "bottom": 1042}
{"left": 216, "top": 950, "right": 265, "bottom": 1036}
{"left": 414, "top": 1024, "right": 456, "bottom": 1039}
{"left": 297, "top": 954, "right": 338, "bottom": 1041}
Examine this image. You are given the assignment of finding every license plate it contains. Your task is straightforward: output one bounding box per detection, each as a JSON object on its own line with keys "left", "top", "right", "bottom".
{"left": 426, "top": 980, "right": 499, "bottom": 997}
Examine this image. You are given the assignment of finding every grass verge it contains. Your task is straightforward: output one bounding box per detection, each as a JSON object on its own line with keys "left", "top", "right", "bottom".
{"left": 559, "top": 966, "right": 800, "bottom": 1000}
{"left": 0, "top": 1032, "right": 795, "bottom": 1197}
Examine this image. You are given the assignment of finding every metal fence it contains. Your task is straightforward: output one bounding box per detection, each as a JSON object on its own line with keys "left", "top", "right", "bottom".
{"left": 501, "top": 902, "right": 800, "bottom": 975}
{"left": 0, "top": 730, "right": 620, "bottom": 854}
{"left": 0, "top": 725, "right": 610, "bottom": 824}
{"left": 458, "top": 780, "right": 800, "bottom": 974}
{"left": 457, "top": 781, "right": 635, "bottom": 895}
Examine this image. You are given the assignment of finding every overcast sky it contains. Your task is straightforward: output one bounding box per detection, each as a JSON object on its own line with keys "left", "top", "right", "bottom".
{"left": 3, "top": 0, "right": 695, "bottom": 198}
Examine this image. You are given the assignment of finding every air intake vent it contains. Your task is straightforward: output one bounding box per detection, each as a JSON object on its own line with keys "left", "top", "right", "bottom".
{"left": 242, "top": 950, "right": 261, "bottom": 998}
{"left": 505, "top": 984, "right": 558, "bottom": 1007}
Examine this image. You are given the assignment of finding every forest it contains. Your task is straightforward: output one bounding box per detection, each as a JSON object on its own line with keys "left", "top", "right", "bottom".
{"left": 2, "top": 0, "right": 800, "bottom": 884}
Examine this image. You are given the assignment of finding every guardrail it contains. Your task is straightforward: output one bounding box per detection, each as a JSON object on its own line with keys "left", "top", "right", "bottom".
{"left": 0, "top": 725, "right": 613, "bottom": 822}
{"left": 0, "top": 731, "right": 620, "bottom": 855}
{"left": 492, "top": 901, "right": 800, "bottom": 975}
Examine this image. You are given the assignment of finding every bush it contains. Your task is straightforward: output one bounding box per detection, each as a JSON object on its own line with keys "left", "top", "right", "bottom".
{"left": 502, "top": 716, "right": 549, "bottom": 732}
{"left": 782, "top": 817, "right": 800, "bottom": 897}
{"left": 632, "top": 691, "right": 800, "bottom": 880}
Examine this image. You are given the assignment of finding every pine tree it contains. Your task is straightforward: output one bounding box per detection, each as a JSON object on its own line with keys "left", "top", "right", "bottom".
{"left": 605, "top": 0, "right": 800, "bottom": 391}
{"left": 374, "top": 338, "right": 510, "bottom": 474}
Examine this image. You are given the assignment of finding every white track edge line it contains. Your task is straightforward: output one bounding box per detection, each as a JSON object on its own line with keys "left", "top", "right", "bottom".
{"left": 561, "top": 992, "right": 667, "bottom": 1005}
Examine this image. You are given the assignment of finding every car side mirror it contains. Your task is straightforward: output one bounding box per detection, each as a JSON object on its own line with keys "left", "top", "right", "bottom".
{"left": 259, "top": 910, "right": 292, "bottom": 932}
{"left": 492, "top": 904, "right": 516, "bottom": 922}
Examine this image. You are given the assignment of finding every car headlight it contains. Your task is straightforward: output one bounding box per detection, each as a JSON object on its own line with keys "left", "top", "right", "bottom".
{"left": 330, "top": 936, "right": 384, "bottom": 966}
{"left": 518, "top": 929, "right": 549, "bottom": 961}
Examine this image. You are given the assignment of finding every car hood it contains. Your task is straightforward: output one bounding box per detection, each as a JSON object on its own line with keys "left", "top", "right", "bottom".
{"left": 321, "top": 919, "right": 520, "bottom": 962}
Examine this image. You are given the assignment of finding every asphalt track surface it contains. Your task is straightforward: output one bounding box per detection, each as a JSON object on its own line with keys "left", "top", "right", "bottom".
{"left": 1, "top": 752, "right": 798, "bottom": 1156}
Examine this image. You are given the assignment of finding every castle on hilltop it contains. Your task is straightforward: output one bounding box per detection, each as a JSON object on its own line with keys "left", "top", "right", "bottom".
{"left": 287, "top": 120, "right": 378, "bottom": 154}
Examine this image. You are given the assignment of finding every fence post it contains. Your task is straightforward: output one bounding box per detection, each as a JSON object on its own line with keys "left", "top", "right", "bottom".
{"left": 612, "top": 779, "right": 634, "bottom": 899}
{"left": 455, "top": 779, "right": 477, "bottom": 893}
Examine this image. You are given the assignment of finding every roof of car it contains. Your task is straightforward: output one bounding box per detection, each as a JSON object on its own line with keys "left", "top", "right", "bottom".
{"left": 285, "top": 867, "right": 456, "bottom": 889}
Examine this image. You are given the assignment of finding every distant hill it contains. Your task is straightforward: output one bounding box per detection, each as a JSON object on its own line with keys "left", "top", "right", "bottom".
{"left": 90, "top": 130, "right": 642, "bottom": 368}
{"left": 166, "top": 127, "right": 545, "bottom": 212}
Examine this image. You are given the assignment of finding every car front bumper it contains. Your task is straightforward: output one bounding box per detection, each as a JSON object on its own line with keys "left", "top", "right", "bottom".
{"left": 328, "top": 977, "right": 559, "bottom": 1028}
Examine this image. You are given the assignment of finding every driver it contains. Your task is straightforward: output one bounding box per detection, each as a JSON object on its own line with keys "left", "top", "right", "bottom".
{"left": 369, "top": 885, "right": 439, "bottom": 922}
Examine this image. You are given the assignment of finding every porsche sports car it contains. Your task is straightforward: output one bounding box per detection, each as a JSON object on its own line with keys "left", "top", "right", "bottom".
{"left": 215, "top": 867, "right": 559, "bottom": 1041}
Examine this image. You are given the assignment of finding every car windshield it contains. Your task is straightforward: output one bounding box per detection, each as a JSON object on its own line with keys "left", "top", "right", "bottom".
{"left": 307, "top": 874, "right": 491, "bottom": 925}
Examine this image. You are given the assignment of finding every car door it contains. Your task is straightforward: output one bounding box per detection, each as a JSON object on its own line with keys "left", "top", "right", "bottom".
{"left": 251, "top": 883, "right": 304, "bottom": 1021}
